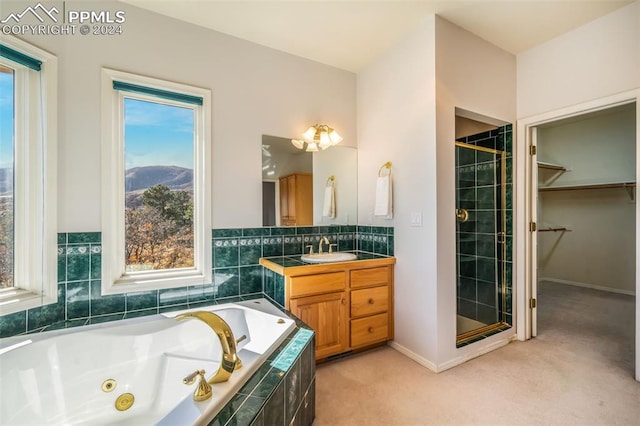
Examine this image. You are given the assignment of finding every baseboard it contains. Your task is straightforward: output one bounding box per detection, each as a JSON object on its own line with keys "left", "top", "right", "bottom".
{"left": 436, "top": 338, "right": 511, "bottom": 372}
{"left": 540, "top": 277, "right": 636, "bottom": 296}
{"left": 387, "top": 341, "right": 438, "bottom": 372}
{"left": 388, "top": 336, "right": 513, "bottom": 373}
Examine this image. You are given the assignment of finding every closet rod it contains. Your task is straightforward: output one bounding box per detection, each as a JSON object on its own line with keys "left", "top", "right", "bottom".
{"left": 538, "top": 227, "right": 571, "bottom": 232}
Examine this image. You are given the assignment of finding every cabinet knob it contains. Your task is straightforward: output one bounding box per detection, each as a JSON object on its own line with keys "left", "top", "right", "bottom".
{"left": 368, "top": 298, "right": 375, "bottom": 304}
{"left": 368, "top": 327, "right": 374, "bottom": 333}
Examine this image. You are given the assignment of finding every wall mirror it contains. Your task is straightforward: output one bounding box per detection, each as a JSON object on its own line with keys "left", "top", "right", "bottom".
{"left": 261, "top": 135, "right": 357, "bottom": 226}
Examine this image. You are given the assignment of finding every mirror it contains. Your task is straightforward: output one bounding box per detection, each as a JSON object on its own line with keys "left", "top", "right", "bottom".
{"left": 262, "top": 135, "right": 357, "bottom": 226}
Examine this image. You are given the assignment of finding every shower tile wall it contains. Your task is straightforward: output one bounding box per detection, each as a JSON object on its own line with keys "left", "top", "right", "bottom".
{"left": 456, "top": 124, "right": 513, "bottom": 326}
{"left": 0, "top": 226, "right": 393, "bottom": 338}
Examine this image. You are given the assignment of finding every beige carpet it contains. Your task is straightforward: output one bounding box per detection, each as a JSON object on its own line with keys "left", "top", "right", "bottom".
{"left": 315, "top": 281, "right": 639, "bottom": 425}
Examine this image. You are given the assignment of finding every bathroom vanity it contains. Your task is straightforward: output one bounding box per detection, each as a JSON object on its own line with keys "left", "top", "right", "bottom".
{"left": 260, "top": 253, "right": 395, "bottom": 361}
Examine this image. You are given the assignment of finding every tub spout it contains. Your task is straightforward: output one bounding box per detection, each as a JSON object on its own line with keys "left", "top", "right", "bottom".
{"left": 175, "top": 311, "right": 241, "bottom": 384}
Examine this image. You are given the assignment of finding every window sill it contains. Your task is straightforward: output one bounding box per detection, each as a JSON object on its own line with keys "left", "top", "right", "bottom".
{"left": 0, "top": 288, "right": 56, "bottom": 316}
{"left": 102, "top": 269, "right": 211, "bottom": 295}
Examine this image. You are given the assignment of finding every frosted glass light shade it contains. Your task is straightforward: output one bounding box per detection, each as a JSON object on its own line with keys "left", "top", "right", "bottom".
{"left": 298, "top": 124, "right": 342, "bottom": 150}
{"left": 319, "top": 131, "right": 331, "bottom": 149}
{"left": 291, "top": 139, "right": 305, "bottom": 149}
{"left": 303, "top": 126, "right": 317, "bottom": 141}
{"left": 328, "top": 129, "right": 343, "bottom": 145}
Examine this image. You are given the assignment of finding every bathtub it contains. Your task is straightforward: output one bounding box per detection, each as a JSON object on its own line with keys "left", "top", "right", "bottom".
{"left": 0, "top": 299, "right": 296, "bottom": 425}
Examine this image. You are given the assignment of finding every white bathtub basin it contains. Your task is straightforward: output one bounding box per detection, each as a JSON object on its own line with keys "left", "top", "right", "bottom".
{"left": 0, "top": 299, "right": 295, "bottom": 426}
{"left": 300, "top": 252, "right": 357, "bottom": 263}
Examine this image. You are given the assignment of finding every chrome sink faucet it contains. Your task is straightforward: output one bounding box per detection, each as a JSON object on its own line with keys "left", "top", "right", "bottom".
{"left": 318, "top": 236, "right": 330, "bottom": 253}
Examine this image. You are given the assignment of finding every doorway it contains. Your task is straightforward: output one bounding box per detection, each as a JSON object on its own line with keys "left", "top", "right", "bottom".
{"left": 518, "top": 90, "right": 640, "bottom": 381}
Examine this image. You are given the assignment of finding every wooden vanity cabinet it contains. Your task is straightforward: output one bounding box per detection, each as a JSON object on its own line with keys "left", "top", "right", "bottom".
{"left": 267, "top": 259, "right": 394, "bottom": 361}
{"left": 288, "top": 271, "right": 349, "bottom": 359}
{"left": 289, "top": 291, "right": 348, "bottom": 359}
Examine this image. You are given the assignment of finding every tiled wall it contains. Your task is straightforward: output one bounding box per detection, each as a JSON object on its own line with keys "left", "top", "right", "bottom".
{"left": 455, "top": 124, "right": 513, "bottom": 327}
{"left": 0, "top": 226, "right": 394, "bottom": 338}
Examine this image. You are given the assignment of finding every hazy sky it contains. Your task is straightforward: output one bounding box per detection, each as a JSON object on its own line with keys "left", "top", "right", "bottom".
{"left": 0, "top": 71, "right": 13, "bottom": 170}
{"left": 125, "top": 97, "right": 194, "bottom": 170}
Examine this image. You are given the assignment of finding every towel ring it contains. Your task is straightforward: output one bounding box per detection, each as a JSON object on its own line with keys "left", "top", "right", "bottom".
{"left": 326, "top": 175, "right": 335, "bottom": 186}
{"left": 378, "top": 162, "right": 392, "bottom": 177}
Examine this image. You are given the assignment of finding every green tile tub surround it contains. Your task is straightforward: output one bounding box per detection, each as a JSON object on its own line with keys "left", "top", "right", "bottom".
{"left": 209, "top": 319, "right": 316, "bottom": 426}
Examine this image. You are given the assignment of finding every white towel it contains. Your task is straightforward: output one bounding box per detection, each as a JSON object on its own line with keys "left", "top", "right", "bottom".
{"left": 322, "top": 184, "right": 336, "bottom": 218}
{"left": 374, "top": 173, "right": 393, "bottom": 218}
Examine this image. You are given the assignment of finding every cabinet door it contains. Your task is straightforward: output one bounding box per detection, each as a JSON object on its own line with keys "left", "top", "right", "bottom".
{"left": 287, "top": 175, "right": 297, "bottom": 220}
{"left": 289, "top": 292, "right": 348, "bottom": 360}
{"left": 279, "top": 178, "right": 289, "bottom": 220}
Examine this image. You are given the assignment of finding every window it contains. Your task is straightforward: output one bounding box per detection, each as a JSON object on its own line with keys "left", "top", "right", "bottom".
{"left": 0, "top": 37, "right": 58, "bottom": 315}
{"left": 101, "top": 69, "right": 211, "bottom": 294}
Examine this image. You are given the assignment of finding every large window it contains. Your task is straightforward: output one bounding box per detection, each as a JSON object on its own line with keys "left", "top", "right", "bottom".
{"left": 124, "top": 98, "right": 195, "bottom": 272}
{"left": 101, "top": 70, "right": 211, "bottom": 294}
{"left": 0, "top": 38, "right": 57, "bottom": 315}
{"left": 0, "top": 66, "right": 15, "bottom": 289}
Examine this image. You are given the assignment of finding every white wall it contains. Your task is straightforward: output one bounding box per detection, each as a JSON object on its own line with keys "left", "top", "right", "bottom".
{"left": 517, "top": 1, "right": 640, "bottom": 119}
{"left": 357, "top": 16, "right": 439, "bottom": 364}
{"left": 434, "top": 16, "right": 516, "bottom": 367}
{"left": 357, "top": 14, "right": 517, "bottom": 371}
{"left": 13, "top": 0, "right": 356, "bottom": 231}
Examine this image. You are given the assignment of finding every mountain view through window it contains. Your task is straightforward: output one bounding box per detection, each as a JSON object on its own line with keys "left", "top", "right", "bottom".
{"left": 124, "top": 97, "right": 195, "bottom": 272}
{"left": 0, "top": 66, "right": 14, "bottom": 288}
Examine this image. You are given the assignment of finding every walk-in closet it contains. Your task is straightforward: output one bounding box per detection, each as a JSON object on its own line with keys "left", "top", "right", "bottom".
{"left": 535, "top": 102, "right": 637, "bottom": 374}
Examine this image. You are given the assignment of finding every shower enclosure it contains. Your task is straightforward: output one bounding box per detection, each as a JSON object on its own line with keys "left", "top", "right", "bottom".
{"left": 455, "top": 138, "right": 509, "bottom": 345}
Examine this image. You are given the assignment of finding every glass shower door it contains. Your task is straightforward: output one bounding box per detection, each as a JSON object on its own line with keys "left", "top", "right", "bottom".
{"left": 455, "top": 142, "right": 507, "bottom": 344}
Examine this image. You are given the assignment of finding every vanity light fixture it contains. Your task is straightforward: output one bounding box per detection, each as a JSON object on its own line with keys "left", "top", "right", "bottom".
{"left": 291, "top": 124, "right": 343, "bottom": 152}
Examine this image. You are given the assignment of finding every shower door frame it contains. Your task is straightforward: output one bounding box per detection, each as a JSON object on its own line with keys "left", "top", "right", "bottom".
{"left": 455, "top": 141, "right": 508, "bottom": 345}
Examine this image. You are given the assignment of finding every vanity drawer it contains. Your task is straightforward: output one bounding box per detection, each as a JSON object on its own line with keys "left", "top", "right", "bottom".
{"left": 350, "top": 266, "right": 389, "bottom": 289}
{"left": 289, "top": 271, "right": 346, "bottom": 298}
{"left": 351, "top": 286, "right": 388, "bottom": 317}
{"left": 350, "top": 313, "right": 389, "bottom": 348}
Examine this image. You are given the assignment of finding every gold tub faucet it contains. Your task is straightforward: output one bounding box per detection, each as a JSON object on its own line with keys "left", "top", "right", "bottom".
{"left": 175, "top": 311, "right": 242, "bottom": 385}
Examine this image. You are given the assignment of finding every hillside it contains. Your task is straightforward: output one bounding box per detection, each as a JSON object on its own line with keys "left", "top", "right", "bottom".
{"left": 125, "top": 165, "right": 193, "bottom": 192}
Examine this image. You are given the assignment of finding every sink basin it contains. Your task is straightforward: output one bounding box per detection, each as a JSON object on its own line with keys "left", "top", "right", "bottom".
{"left": 300, "top": 252, "right": 358, "bottom": 263}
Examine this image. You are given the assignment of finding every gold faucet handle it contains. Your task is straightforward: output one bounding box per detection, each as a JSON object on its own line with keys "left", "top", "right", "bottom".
{"left": 183, "top": 369, "right": 212, "bottom": 401}
{"left": 329, "top": 244, "right": 338, "bottom": 253}
{"left": 183, "top": 369, "right": 203, "bottom": 385}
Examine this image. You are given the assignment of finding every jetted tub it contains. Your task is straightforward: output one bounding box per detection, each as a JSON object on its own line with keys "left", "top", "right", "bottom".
{"left": 0, "top": 299, "right": 296, "bottom": 425}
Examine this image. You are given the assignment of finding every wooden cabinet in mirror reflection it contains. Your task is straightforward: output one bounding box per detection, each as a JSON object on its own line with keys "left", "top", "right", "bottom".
{"left": 279, "top": 173, "right": 313, "bottom": 226}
